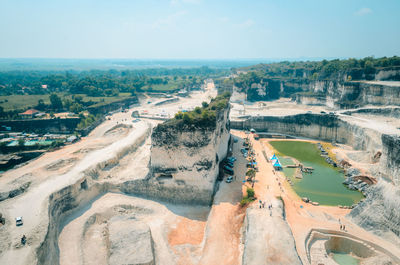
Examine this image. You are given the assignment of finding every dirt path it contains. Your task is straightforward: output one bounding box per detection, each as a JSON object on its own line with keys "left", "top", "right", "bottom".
{"left": 198, "top": 136, "right": 246, "bottom": 265}
{"left": 0, "top": 121, "right": 149, "bottom": 264}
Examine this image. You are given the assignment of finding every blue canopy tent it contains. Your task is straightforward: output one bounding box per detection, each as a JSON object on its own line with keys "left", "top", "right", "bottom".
{"left": 273, "top": 160, "right": 283, "bottom": 171}
{"left": 270, "top": 154, "right": 277, "bottom": 161}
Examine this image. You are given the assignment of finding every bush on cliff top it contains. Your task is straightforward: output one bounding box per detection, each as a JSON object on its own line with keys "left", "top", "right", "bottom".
{"left": 159, "top": 92, "right": 231, "bottom": 129}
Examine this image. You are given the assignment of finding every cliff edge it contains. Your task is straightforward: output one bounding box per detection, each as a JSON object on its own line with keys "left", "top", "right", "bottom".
{"left": 148, "top": 93, "right": 231, "bottom": 205}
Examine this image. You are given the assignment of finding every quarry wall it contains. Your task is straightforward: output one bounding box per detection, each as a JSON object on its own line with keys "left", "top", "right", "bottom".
{"left": 87, "top": 96, "right": 138, "bottom": 115}
{"left": 242, "top": 68, "right": 400, "bottom": 109}
{"left": 232, "top": 112, "right": 400, "bottom": 243}
{"left": 231, "top": 113, "right": 398, "bottom": 185}
{"left": 147, "top": 107, "right": 231, "bottom": 205}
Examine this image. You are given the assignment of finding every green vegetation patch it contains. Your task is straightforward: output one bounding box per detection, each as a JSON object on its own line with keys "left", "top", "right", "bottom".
{"left": 158, "top": 92, "right": 231, "bottom": 130}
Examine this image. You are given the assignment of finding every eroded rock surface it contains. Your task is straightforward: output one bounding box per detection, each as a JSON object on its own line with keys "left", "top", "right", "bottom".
{"left": 109, "top": 219, "right": 155, "bottom": 265}
{"left": 242, "top": 199, "right": 302, "bottom": 265}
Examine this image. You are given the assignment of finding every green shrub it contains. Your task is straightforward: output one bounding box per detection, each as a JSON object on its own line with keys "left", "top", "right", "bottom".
{"left": 194, "top": 106, "right": 202, "bottom": 114}
{"left": 182, "top": 112, "right": 193, "bottom": 124}
{"left": 247, "top": 187, "right": 255, "bottom": 198}
{"left": 240, "top": 198, "right": 250, "bottom": 206}
{"left": 175, "top": 111, "right": 183, "bottom": 119}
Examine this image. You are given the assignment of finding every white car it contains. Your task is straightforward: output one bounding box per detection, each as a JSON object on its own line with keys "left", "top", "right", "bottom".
{"left": 15, "top": 216, "right": 23, "bottom": 226}
{"left": 226, "top": 176, "right": 233, "bottom": 183}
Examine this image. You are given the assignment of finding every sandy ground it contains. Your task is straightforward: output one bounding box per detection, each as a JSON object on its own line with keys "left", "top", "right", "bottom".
{"left": 58, "top": 127, "right": 247, "bottom": 265}
{"left": 0, "top": 83, "right": 221, "bottom": 265}
{"left": 230, "top": 98, "right": 330, "bottom": 119}
{"left": 230, "top": 130, "right": 400, "bottom": 263}
{"left": 136, "top": 81, "right": 217, "bottom": 119}
{"left": 0, "top": 120, "right": 150, "bottom": 264}
{"left": 197, "top": 136, "right": 246, "bottom": 265}
{"left": 58, "top": 193, "right": 211, "bottom": 265}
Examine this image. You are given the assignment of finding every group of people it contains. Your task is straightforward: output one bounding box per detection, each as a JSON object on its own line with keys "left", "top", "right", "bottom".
{"left": 259, "top": 200, "right": 274, "bottom": 216}
{"left": 338, "top": 219, "right": 346, "bottom": 231}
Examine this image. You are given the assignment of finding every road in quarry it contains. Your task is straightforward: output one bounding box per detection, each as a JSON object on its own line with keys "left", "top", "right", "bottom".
{"left": 0, "top": 114, "right": 150, "bottom": 264}
{"left": 0, "top": 81, "right": 223, "bottom": 264}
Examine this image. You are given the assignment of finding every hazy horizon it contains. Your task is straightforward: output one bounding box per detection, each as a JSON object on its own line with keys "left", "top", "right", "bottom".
{"left": 1, "top": 0, "right": 400, "bottom": 60}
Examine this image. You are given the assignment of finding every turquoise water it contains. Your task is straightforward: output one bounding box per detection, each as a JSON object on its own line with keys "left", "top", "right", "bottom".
{"left": 270, "top": 141, "right": 364, "bottom": 206}
{"left": 332, "top": 252, "right": 360, "bottom": 265}
{"left": 6, "top": 140, "right": 53, "bottom": 147}
{"left": 6, "top": 140, "right": 18, "bottom": 146}
{"left": 24, "top": 140, "right": 38, "bottom": 146}
{"left": 37, "top": 140, "right": 53, "bottom": 146}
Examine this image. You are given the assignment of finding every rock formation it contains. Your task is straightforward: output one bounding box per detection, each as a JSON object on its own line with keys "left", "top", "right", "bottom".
{"left": 148, "top": 95, "right": 231, "bottom": 205}
{"left": 242, "top": 199, "right": 302, "bottom": 265}
{"left": 348, "top": 180, "right": 400, "bottom": 245}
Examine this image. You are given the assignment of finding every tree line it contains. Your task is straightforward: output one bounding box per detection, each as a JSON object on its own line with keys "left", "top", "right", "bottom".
{"left": 0, "top": 67, "right": 224, "bottom": 96}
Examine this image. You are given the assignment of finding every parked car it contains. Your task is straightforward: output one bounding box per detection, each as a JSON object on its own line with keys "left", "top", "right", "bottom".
{"left": 226, "top": 176, "right": 233, "bottom": 183}
{"left": 226, "top": 162, "right": 234, "bottom": 168}
{"left": 15, "top": 216, "right": 23, "bottom": 226}
{"left": 227, "top": 157, "right": 237, "bottom": 162}
{"left": 223, "top": 165, "right": 233, "bottom": 171}
{"left": 224, "top": 167, "right": 234, "bottom": 175}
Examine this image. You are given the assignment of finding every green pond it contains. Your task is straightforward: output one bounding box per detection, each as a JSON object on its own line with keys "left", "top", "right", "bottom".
{"left": 269, "top": 141, "right": 364, "bottom": 206}
{"left": 332, "top": 252, "right": 360, "bottom": 265}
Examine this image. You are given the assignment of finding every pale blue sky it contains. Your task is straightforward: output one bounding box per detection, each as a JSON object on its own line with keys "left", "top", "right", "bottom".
{"left": 1, "top": 0, "right": 399, "bottom": 59}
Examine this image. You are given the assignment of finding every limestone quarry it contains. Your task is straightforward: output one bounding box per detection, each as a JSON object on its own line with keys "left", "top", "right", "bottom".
{"left": 1, "top": 78, "right": 400, "bottom": 265}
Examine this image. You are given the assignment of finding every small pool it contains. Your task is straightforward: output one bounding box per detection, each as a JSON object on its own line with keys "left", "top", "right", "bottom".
{"left": 37, "top": 140, "right": 53, "bottom": 146}
{"left": 6, "top": 140, "right": 54, "bottom": 147}
{"left": 269, "top": 140, "right": 364, "bottom": 206}
{"left": 332, "top": 252, "right": 360, "bottom": 265}
{"left": 24, "top": 140, "right": 39, "bottom": 146}
{"left": 6, "top": 140, "right": 18, "bottom": 147}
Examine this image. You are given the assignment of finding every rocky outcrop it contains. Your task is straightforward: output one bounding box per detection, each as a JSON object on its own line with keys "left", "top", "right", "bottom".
{"left": 147, "top": 106, "right": 231, "bottom": 205}
{"left": 231, "top": 113, "right": 399, "bottom": 185}
{"left": 242, "top": 199, "right": 302, "bottom": 265}
{"left": 342, "top": 107, "right": 400, "bottom": 119}
{"left": 348, "top": 180, "right": 400, "bottom": 244}
{"left": 109, "top": 219, "right": 155, "bottom": 265}
{"left": 0, "top": 181, "right": 31, "bottom": 202}
{"left": 87, "top": 96, "right": 138, "bottom": 115}
{"left": 296, "top": 80, "right": 400, "bottom": 109}
{"left": 36, "top": 177, "right": 107, "bottom": 265}
{"left": 381, "top": 134, "right": 400, "bottom": 185}
{"left": 231, "top": 113, "right": 381, "bottom": 151}
{"left": 241, "top": 74, "right": 400, "bottom": 109}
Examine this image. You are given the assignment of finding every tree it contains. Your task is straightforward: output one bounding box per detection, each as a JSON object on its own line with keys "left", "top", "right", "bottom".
{"left": 194, "top": 106, "right": 202, "bottom": 114}
{"left": 247, "top": 187, "right": 255, "bottom": 198}
{"left": 201, "top": 101, "right": 209, "bottom": 108}
{"left": 63, "top": 98, "right": 73, "bottom": 110}
{"left": 70, "top": 103, "right": 83, "bottom": 114}
{"left": 36, "top": 99, "right": 47, "bottom": 111}
{"left": 183, "top": 112, "right": 192, "bottom": 124}
{"left": 50, "top": 94, "right": 63, "bottom": 110}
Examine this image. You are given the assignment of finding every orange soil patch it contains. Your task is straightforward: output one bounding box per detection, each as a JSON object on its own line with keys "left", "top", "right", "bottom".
{"left": 168, "top": 217, "right": 206, "bottom": 246}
